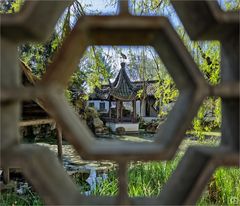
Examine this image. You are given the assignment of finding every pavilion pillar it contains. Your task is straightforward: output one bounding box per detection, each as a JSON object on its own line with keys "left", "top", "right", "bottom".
{"left": 109, "top": 99, "right": 111, "bottom": 119}
{"left": 116, "top": 100, "right": 120, "bottom": 122}
{"left": 141, "top": 98, "right": 146, "bottom": 117}
{"left": 120, "top": 101, "right": 123, "bottom": 122}
{"left": 132, "top": 100, "right": 136, "bottom": 122}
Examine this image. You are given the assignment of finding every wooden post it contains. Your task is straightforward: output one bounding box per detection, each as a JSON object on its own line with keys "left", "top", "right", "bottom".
{"left": 116, "top": 100, "right": 120, "bottom": 122}
{"left": 132, "top": 100, "right": 136, "bottom": 122}
{"left": 56, "top": 126, "right": 63, "bottom": 163}
{"left": 140, "top": 99, "right": 146, "bottom": 117}
{"left": 3, "top": 167, "right": 10, "bottom": 184}
{"left": 120, "top": 101, "right": 123, "bottom": 122}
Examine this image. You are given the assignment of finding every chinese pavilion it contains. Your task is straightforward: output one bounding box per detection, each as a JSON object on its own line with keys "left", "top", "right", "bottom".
{"left": 87, "top": 62, "right": 161, "bottom": 132}
{"left": 108, "top": 62, "right": 138, "bottom": 123}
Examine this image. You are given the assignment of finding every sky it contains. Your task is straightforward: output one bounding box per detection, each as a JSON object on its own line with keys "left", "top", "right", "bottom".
{"left": 69, "top": 0, "right": 181, "bottom": 73}
{"left": 76, "top": 0, "right": 231, "bottom": 19}
{"left": 64, "top": 0, "right": 235, "bottom": 76}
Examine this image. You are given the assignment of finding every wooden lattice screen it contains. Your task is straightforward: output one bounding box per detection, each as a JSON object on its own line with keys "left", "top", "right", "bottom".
{"left": 1, "top": 0, "right": 239, "bottom": 205}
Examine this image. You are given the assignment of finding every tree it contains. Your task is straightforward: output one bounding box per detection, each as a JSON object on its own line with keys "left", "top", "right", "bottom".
{"left": 2, "top": 0, "right": 237, "bottom": 136}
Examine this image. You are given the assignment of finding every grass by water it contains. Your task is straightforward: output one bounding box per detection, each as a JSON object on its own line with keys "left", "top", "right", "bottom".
{"left": 1, "top": 138, "right": 239, "bottom": 206}
{"left": 92, "top": 161, "right": 240, "bottom": 206}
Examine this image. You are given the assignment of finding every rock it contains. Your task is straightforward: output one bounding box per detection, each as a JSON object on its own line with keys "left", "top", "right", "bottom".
{"left": 139, "top": 120, "right": 148, "bottom": 130}
{"left": 102, "top": 127, "right": 110, "bottom": 134}
{"left": 85, "top": 107, "right": 99, "bottom": 119}
{"left": 33, "top": 126, "right": 41, "bottom": 135}
{"left": 69, "top": 171, "right": 90, "bottom": 182}
{"left": 145, "top": 119, "right": 164, "bottom": 134}
{"left": 93, "top": 118, "right": 103, "bottom": 128}
{"left": 95, "top": 126, "right": 109, "bottom": 135}
{"left": 116, "top": 127, "right": 125, "bottom": 135}
{"left": 95, "top": 127, "right": 104, "bottom": 134}
{"left": 22, "top": 124, "right": 57, "bottom": 142}
{"left": 16, "top": 182, "right": 30, "bottom": 195}
{"left": 146, "top": 123, "right": 158, "bottom": 133}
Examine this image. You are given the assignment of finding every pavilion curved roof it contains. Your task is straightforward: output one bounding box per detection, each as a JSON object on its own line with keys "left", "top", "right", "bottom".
{"left": 88, "top": 63, "right": 159, "bottom": 101}
{"left": 109, "top": 62, "right": 137, "bottom": 101}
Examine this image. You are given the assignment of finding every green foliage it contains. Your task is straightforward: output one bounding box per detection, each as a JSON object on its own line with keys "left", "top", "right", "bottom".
{"left": 92, "top": 172, "right": 118, "bottom": 196}
{"left": 197, "top": 41, "right": 220, "bottom": 86}
{"left": 61, "top": 7, "right": 71, "bottom": 40}
{"left": 136, "top": 88, "right": 144, "bottom": 99}
{"left": 0, "top": 0, "right": 24, "bottom": 13}
{"left": 223, "top": 0, "right": 240, "bottom": 11}
{"left": 90, "top": 139, "right": 239, "bottom": 204}
{"left": 173, "top": 26, "right": 222, "bottom": 137}
{"left": 128, "top": 160, "right": 179, "bottom": 197}
{"left": 64, "top": 89, "right": 73, "bottom": 102}
{"left": 154, "top": 75, "right": 179, "bottom": 118}
{"left": 19, "top": 30, "right": 62, "bottom": 77}
{"left": 91, "top": 158, "right": 239, "bottom": 205}
{"left": 191, "top": 42, "right": 221, "bottom": 137}
{"left": 193, "top": 98, "right": 221, "bottom": 139}
{"left": 130, "top": 0, "right": 170, "bottom": 15}
{"left": 82, "top": 47, "right": 114, "bottom": 93}
{"left": 198, "top": 167, "right": 240, "bottom": 206}
{"left": 0, "top": 188, "right": 43, "bottom": 206}
{"left": 91, "top": 160, "right": 179, "bottom": 197}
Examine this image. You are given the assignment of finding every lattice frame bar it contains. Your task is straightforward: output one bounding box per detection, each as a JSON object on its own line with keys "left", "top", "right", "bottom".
{"left": 1, "top": 0, "right": 239, "bottom": 205}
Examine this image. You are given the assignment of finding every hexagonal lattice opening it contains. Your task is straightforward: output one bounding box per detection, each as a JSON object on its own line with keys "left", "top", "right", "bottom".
{"left": 71, "top": 46, "right": 179, "bottom": 141}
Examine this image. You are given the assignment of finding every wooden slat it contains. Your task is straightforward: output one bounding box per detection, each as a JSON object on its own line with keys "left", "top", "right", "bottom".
{"left": 19, "top": 119, "right": 55, "bottom": 127}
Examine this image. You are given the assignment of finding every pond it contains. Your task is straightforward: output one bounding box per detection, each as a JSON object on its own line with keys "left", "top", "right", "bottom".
{"left": 1, "top": 134, "right": 222, "bottom": 199}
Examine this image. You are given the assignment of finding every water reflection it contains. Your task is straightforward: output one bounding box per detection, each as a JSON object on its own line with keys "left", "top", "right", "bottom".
{"left": 84, "top": 166, "right": 108, "bottom": 195}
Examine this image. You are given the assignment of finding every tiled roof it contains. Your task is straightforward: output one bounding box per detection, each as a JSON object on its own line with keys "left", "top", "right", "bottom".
{"left": 109, "top": 62, "right": 137, "bottom": 100}
{"left": 89, "top": 63, "right": 158, "bottom": 100}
